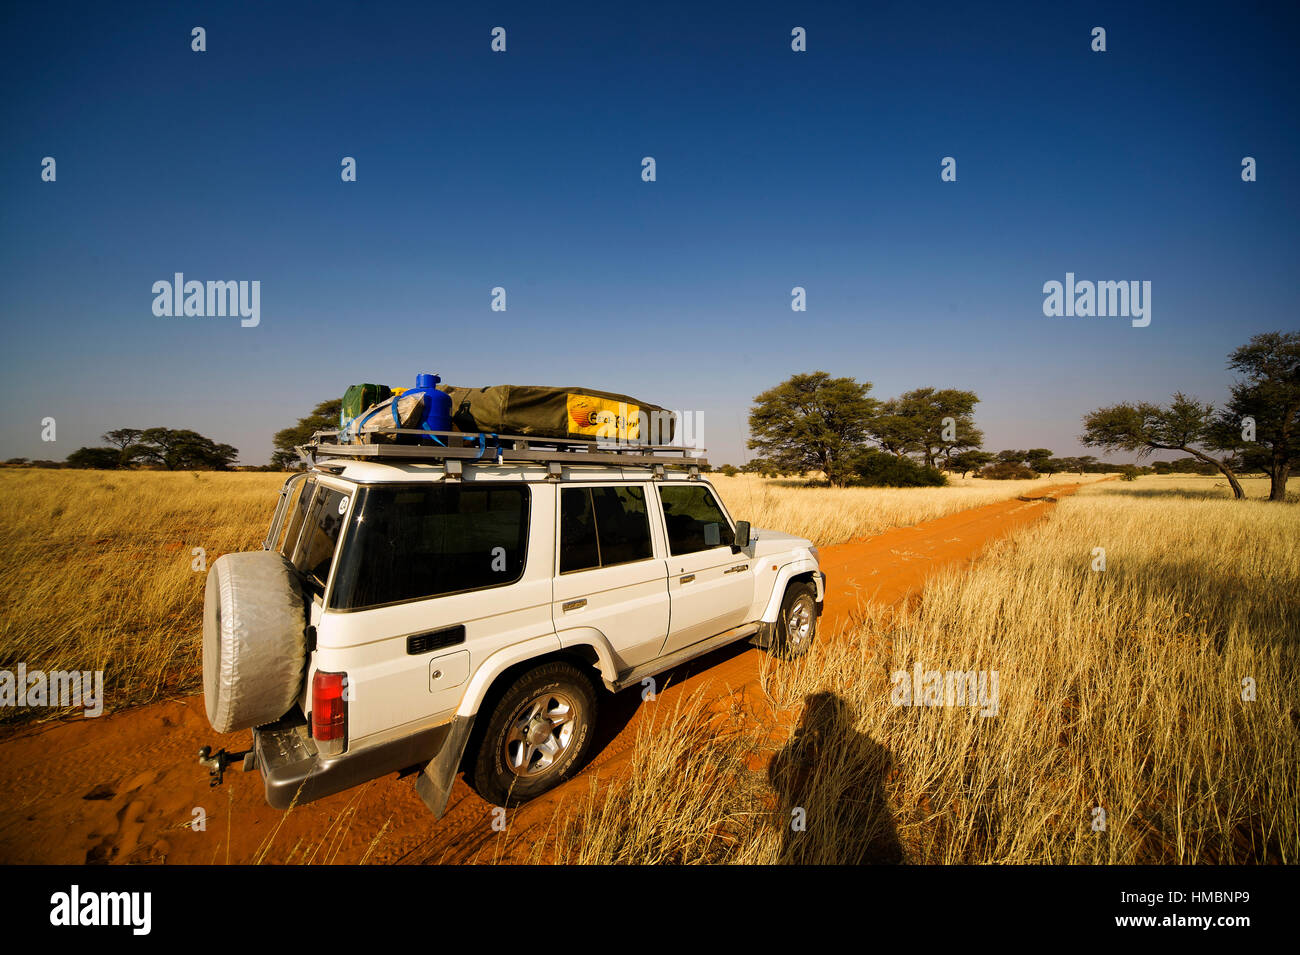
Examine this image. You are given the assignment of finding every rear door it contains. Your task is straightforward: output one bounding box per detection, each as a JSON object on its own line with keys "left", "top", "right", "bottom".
{"left": 654, "top": 482, "right": 754, "bottom": 655}
{"left": 551, "top": 483, "right": 669, "bottom": 672}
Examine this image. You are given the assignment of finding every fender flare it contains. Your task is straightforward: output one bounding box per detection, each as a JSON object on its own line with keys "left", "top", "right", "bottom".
{"left": 760, "top": 556, "right": 823, "bottom": 622}
{"left": 454, "top": 633, "right": 564, "bottom": 718}
{"left": 555, "top": 626, "right": 621, "bottom": 688}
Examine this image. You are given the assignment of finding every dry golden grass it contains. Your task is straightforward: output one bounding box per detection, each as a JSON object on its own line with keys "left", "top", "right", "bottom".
{"left": 1078, "top": 472, "right": 1298, "bottom": 504}
{"left": 0, "top": 470, "right": 284, "bottom": 722}
{"left": 525, "top": 477, "right": 1300, "bottom": 864}
{"left": 710, "top": 473, "right": 1098, "bottom": 547}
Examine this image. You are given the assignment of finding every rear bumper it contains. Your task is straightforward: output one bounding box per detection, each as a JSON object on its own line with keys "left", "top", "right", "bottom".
{"left": 254, "top": 712, "right": 451, "bottom": 810}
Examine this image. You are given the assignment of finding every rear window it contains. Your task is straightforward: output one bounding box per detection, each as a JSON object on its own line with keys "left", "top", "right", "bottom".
{"left": 279, "top": 476, "right": 315, "bottom": 560}
{"left": 328, "top": 484, "right": 529, "bottom": 611}
{"left": 294, "top": 484, "right": 349, "bottom": 595}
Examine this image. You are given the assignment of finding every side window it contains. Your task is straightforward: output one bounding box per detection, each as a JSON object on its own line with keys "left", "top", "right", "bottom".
{"left": 296, "top": 486, "right": 349, "bottom": 594}
{"left": 559, "top": 487, "right": 600, "bottom": 574}
{"left": 560, "top": 485, "right": 654, "bottom": 574}
{"left": 279, "top": 476, "right": 316, "bottom": 559}
{"left": 328, "top": 484, "right": 529, "bottom": 610}
{"left": 658, "top": 485, "right": 734, "bottom": 556}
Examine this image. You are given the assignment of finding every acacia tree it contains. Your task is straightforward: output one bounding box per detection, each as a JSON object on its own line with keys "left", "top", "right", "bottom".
{"left": 272, "top": 399, "right": 344, "bottom": 469}
{"left": 1209, "top": 331, "right": 1299, "bottom": 502}
{"left": 66, "top": 447, "right": 123, "bottom": 469}
{"left": 867, "top": 401, "right": 924, "bottom": 458}
{"left": 948, "top": 449, "right": 994, "bottom": 478}
{"left": 748, "top": 372, "right": 879, "bottom": 486}
{"left": 102, "top": 429, "right": 143, "bottom": 467}
{"left": 1023, "top": 448, "right": 1054, "bottom": 472}
{"left": 871, "top": 388, "right": 982, "bottom": 469}
{"left": 134, "top": 428, "right": 238, "bottom": 470}
{"left": 1080, "top": 393, "right": 1244, "bottom": 498}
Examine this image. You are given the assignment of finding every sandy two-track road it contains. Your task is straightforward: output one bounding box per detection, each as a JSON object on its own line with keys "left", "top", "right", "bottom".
{"left": 0, "top": 484, "right": 1084, "bottom": 865}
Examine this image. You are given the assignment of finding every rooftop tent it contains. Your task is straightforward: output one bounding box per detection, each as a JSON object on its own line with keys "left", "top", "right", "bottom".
{"left": 437, "top": 384, "right": 676, "bottom": 444}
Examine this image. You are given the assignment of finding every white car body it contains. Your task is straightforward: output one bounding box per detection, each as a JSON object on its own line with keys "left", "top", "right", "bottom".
{"left": 252, "top": 457, "right": 824, "bottom": 813}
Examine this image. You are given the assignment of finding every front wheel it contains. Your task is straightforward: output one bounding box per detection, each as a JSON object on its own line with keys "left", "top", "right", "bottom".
{"left": 469, "top": 661, "right": 598, "bottom": 807}
{"left": 773, "top": 582, "right": 819, "bottom": 659}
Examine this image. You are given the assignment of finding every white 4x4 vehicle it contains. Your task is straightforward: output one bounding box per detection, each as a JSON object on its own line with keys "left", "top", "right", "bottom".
{"left": 199, "top": 434, "right": 824, "bottom": 815}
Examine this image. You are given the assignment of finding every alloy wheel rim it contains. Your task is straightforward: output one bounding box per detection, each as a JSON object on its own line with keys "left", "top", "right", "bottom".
{"left": 504, "top": 691, "right": 577, "bottom": 777}
{"left": 788, "top": 596, "right": 814, "bottom": 646}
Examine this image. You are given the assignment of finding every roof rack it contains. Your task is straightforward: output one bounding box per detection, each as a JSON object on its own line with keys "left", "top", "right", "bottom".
{"left": 297, "top": 428, "right": 709, "bottom": 471}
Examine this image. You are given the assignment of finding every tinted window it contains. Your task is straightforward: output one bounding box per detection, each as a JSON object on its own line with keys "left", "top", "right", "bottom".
{"left": 329, "top": 484, "right": 529, "bottom": 610}
{"left": 280, "top": 476, "right": 316, "bottom": 560}
{"left": 659, "top": 485, "right": 734, "bottom": 555}
{"left": 560, "top": 485, "right": 654, "bottom": 574}
{"left": 295, "top": 485, "right": 349, "bottom": 594}
{"left": 559, "top": 487, "right": 599, "bottom": 573}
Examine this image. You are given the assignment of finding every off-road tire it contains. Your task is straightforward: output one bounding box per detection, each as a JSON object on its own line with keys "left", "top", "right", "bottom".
{"left": 773, "top": 581, "right": 818, "bottom": 660}
{"left": 469, "top": 661, "right": 598, "bottom": 807}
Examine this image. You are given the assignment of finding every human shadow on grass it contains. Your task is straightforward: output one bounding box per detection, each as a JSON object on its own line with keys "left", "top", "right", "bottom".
{"left": 768, "top": 691, "right": 903, "bottom": 864}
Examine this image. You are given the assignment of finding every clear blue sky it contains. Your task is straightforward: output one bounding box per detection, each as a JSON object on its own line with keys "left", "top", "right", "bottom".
{"left": 2, "top": 1, "right": 1297, "bottom": 466}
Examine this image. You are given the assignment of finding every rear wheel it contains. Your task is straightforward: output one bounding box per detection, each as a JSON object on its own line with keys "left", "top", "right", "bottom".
{"left": 773, "top": 581, "right": 818, "bottom": 659}
{"left": 469, "top": 661, "right": 598, "bottom": 806}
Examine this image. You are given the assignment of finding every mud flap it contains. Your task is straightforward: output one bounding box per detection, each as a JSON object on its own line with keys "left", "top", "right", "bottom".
{"left": 414, "top": 714, "right": 476, "bottom": 818}
{"left": 749, "top": 620, "right": 777, "bottom": 649}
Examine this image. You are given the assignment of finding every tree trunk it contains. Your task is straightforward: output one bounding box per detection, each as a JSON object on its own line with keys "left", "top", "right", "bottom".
{"left": 1181, "top": 446, "right": 1245, "bottom": 499}
{"left": 1270, "top": 457, "right": 1290, "bottom": 502}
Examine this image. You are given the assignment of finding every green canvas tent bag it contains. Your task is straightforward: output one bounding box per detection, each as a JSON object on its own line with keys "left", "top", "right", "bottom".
{"left": 437, "top": 384, "right": 676, "bottom": 444}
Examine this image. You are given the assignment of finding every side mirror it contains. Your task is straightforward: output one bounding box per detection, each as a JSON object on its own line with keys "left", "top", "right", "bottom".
{"left": 734, "top": 521, "right": 751, "bottom": 548}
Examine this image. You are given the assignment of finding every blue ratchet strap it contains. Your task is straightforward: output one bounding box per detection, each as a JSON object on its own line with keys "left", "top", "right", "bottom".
{"left": 420, "top": 416, "right": 447, "bottom": 447}
{"left": 343, "top": 403, "right": 389, "bottom": 443}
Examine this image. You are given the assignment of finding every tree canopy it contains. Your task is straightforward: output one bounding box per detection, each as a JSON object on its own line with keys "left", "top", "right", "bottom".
{"left": 867, "top": 388, "right": 982, "bottom": 469}
{"left": 271, "top": 399, "right": 343, "bottom": 470}
{"left": 747, "top": 372, "right": 879, "bottom": 486}
{"left": 1208, "top": 331, "right": 1300, "bottom": 501}
{"left": 1080, "top": 392, "right": 1244, "bottom": 498}
{"left": 65, "top": 427, "right": 238, "bottom": 470}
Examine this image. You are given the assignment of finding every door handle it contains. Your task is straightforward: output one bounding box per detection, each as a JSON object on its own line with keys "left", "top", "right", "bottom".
{"left": 562, "top": 598, "right": 587, "bottom": 612}
{"left": 680, "top": 574, "right": 696, "bottom": 584}
{"left": 724, "top": 564, "right": 749, "bottom": 574}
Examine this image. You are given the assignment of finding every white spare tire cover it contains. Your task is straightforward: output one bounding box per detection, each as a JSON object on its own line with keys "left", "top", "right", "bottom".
{"left": 203, "top": 550, "right": 308, "bottom": 733}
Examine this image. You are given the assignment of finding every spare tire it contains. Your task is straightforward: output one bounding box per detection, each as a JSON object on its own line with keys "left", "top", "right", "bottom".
{"left": 203, "top": 550, "right": 308, "bottom": 733}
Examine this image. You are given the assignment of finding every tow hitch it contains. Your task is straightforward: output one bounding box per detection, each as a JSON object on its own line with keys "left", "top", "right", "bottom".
{"left": 198, "top": 746, "right": 256, "bottom": 787}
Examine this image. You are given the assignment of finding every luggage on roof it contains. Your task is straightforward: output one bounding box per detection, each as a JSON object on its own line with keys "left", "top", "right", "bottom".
{"left": 437, "top": 384, "right": 676, "bottom": 443}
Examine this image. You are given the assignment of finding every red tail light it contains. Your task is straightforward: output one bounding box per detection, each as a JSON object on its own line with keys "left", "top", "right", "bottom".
{"left": 312, "top": 670, "right": 347, "bottom": 755}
